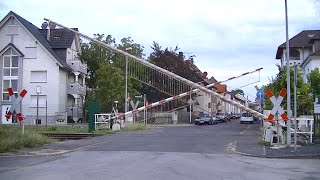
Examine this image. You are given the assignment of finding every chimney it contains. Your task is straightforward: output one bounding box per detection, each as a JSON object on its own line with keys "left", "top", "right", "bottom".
{"left": 178, "top": 52, "right": 184, "bottom": 61}
{"left": 47, "top": 27, "right": 50, "bottom": 40}
{"left": 190, "top": 57, "right": 194, "bottom": 64}
{"left": 47, "top": 22, "right": 56, "bottom": 41}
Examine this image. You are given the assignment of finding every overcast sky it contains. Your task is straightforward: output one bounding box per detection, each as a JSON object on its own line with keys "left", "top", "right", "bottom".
{"left": 1, "top": 0, "right": 319, "bottom": 100}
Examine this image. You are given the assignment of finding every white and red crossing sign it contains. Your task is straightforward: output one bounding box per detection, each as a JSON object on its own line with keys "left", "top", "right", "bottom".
{"left": 5, "top": 88, "right": 27, "bottom": 122}
{"left": 265, "top": 88, "right": 288, "bottom": 122}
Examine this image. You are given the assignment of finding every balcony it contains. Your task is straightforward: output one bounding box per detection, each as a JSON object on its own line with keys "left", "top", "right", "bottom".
{"left": 67, "top": 60, "right": 87, "bottom": 74}
{"left": 67, "top": 107, "right": 83, "bottom": 118}
{"left": 68, "top": 82, "right": 86, "bottom": 96}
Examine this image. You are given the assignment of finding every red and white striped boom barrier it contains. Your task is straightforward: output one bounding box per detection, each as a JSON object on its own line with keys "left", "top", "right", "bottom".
{"left": 44, "top": 18, "right": 268, "bottom": 120}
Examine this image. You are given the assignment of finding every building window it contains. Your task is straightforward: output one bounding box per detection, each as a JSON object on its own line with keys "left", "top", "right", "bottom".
{"left": 25, "top": 47, "right": 37, "bottom": 59}
{"left": 30, "top": 95, "right": 47, "bottom": 107}
{"left": 2, "top": 80, "right": 18, "bottom": 101}
{"left": 2, "top": 48, "right": 19, "bottom": 101}
{"left": 31, "top": 71, "right": 47, "bottom": 83}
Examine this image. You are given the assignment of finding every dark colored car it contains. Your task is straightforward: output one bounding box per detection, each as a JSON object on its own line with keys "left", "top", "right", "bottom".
{"left": 195, "top": 113, "right": 217, "bottom": 125}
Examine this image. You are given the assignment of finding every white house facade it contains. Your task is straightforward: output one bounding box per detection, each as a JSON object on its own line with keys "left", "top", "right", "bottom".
{"left": 0, "top": 11, "right": 87, "bottom": 125}
{"left": 276, "top": 30, "right": 320, "bottom": 83}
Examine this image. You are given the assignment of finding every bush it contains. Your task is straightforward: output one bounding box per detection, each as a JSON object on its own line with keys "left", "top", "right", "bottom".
{"left": 258, "top": 138, "right": 270, "bottom": 146}
{"left": 0, "top": 125, "right": 55, "bottom": 153}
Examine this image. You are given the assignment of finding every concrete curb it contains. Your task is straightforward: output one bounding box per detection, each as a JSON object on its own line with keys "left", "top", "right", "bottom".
{"left": 232, "top": 148, "right": 320, "bottom": 159}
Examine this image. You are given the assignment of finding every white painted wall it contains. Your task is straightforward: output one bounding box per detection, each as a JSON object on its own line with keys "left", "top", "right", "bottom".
{"left": 280, "top": 48, "right": 312, "bottom": 67}
{"left": 194, "top": 90, "right": 212, "bottom": 113}
{"left": 58, "top": 69, "right": 67, "bottom": 112}
{"left": 302, "top": 58, "right": 320, "bottom": 83}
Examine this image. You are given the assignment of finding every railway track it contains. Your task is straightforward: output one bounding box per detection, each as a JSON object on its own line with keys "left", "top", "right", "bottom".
{"left": 41, "top": 133, "right": 101, "bottom": 140}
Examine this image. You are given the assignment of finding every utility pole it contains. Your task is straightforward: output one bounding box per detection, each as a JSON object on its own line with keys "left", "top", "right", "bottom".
{"left": 125, "top": 47, "right": 132, "bottom": 122}
{"left": 285, "top": 0, "right": 291, "bottom": 145}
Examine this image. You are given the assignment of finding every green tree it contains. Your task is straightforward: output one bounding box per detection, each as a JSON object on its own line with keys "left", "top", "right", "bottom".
{"left": 81, "top": 34, "right": 141, "bottom": 112}
{"left": 92, "top": 63, "right": 138, "bottom": 112}
{"left": 264, "top": 65, "right": 313, "bottom": 116}
{"left": 307, "top": 67, "right": 320, "bottom": 100}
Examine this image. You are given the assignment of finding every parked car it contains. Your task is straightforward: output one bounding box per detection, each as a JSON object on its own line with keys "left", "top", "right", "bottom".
{"left": 231, "top": 113, "right": 241, "bottom": 119}
{"left": 240, "top": 112, "right": 254, "bottom": 124}
{"left": 216, "top": 112, "right": 230, "bottom": 122}
{"left": 195, "top": 113, "right": 217, "bottom": 125}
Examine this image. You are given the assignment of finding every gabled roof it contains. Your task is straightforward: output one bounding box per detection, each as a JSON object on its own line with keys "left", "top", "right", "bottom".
{"left": 276, "top": 30, "right": 320, "bottom": 59}
{"left": 310, "top": 32, "right": 320, "bottom": 42}
{"left": 38, "top": 28, "right": 78, "bottom": 49}
{"left": 0, "top": 43, "right": 24, "bottom": 56}
{"left": 0, "top": 11, "right": 71, "bottom": 70}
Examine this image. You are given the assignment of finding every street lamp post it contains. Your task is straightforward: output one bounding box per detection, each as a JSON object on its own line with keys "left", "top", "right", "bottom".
{"left": 125, "top": 47, "right": 132, "bottom": 122}
{"left": 36, "top": 85, "right": 41, "bottom": 126}
{"left": 285, "top": 0, "right": 291, "bottom": 145}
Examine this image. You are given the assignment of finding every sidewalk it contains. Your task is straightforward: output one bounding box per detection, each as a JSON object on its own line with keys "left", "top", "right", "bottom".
{"left": 236, "top": 138, "right": 320, "bottom": 158}
{"left": 265, "top": 143, "right": 320, "bottom": 158}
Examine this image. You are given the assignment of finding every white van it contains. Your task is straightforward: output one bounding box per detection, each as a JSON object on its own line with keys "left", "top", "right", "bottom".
{"left": 240, "top": 112, "right": 254, "bottom": 124}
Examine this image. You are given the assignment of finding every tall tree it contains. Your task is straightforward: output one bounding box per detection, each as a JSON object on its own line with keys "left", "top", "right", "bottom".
{"left": 264, "top": 65, "right": 313, "bottom": 116}
{"left": 307, "top": 67, "right": 320, "bottom": 100}
{"left": 81, "top": 34, "right": 141, "bottom": 112}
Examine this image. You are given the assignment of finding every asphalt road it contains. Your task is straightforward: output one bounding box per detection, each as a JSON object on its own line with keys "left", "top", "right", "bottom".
{"left": 1, "top": 119, "right": 319, "bottom": 180}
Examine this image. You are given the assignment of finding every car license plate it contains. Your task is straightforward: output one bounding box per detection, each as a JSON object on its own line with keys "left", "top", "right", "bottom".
{"left": 200, "top": 120, "right": 204, "bottom": 123}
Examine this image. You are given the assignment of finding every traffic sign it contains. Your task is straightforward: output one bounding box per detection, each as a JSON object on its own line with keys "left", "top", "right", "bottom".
{"left": 265, "top": 88, "right": 288, "bottom": 122}
{"left": 256, "top": 91, "right": 264, "bottom": 99}
{"left": 5, "top": 88, "right": 27, "bottom": 121}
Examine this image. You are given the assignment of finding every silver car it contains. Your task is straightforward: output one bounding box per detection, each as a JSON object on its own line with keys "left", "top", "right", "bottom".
{"left": 240, "top": 112, "right": 254, "bottom": 124}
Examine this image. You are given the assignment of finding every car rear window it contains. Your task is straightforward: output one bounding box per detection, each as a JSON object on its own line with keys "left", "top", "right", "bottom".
{"left": 197, "top": 113, "right": 210, "bottom": 118}
{"left": 241, "top": 113, "right": 252, "bottom": 117}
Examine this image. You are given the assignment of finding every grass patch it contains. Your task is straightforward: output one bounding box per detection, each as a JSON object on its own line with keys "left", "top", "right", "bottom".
{"left": 121, "top": 123, "right": 150, "bottom": 132}
{"left": 0, "top": 123, "right": 151, "bottom": 153}
{"left": 28, "top": 125, "right": 88, "bottom": 134}
{"left": 0, "top": 125, "right": 55, "bottom": 153}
